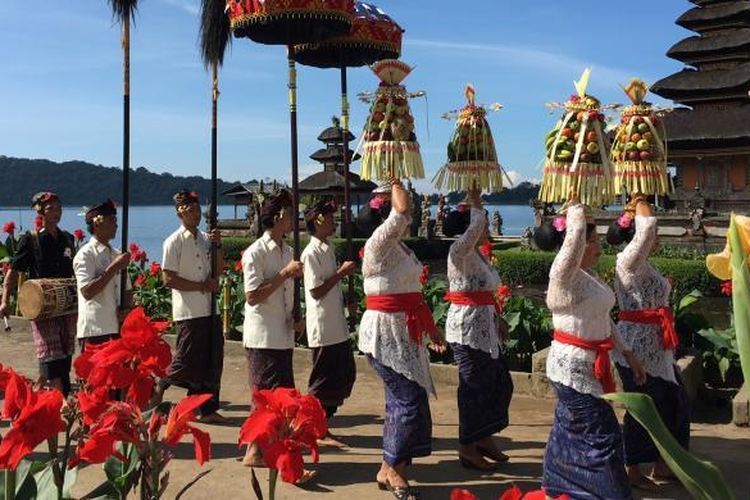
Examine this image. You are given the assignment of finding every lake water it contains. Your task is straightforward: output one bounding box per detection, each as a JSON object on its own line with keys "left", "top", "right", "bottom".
{"left": 0, "top": 204, "right": 534, "bottom": 263}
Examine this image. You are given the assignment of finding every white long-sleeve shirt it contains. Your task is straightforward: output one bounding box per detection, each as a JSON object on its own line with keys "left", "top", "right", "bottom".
{"left": 612, "top": 215, "right": 677, "bottom": 384}
{"left": 357, "top": 209, "right": 435, "bottom": 396}
{"left": 445, "top": 208, "right": 502, "bottom": 358}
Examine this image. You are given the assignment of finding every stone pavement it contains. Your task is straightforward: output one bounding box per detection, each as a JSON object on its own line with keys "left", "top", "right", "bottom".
{"left": 1, "top": 316, "right": 748, "bottom": 499}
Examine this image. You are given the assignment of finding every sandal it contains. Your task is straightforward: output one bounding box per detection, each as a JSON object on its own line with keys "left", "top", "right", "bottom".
{"left": 476, "top": 445, "right": 509, "bottom": 463}
{"left": 294, "top": 469, "right": 317, "bottom": 486}
{"left": 383, "top": 478, "right": 419, "bottom": 500}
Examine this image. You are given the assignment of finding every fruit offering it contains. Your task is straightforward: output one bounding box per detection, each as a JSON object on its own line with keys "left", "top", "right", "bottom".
{"left": 432, "top": 85, "right": 506, "bottom": 192}
{"left": 611, "top": 79, "right": 670, "bottom": 195}
{"left": 539, "top": 69, "right": 614, "bottom": 206}
{"left": 359, "top": 59, "right": 424, "bottom": 181}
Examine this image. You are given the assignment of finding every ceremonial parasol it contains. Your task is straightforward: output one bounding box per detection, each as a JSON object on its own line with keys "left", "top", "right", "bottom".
{"left": 539, "top": 68, "right": 616, "bottom": 207}
{"left": 293, "top": 2, "right": 402, "bottom": 321}
{"left": 226, "top": 0, "right": 355, "bottom": 315}
{"left": 432, "top": 84, "right": 508, "bottom": 193}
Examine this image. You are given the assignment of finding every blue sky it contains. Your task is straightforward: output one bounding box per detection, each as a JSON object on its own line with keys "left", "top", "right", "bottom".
{"left": 0, "top": 0, "right": 690, "bottom": 194}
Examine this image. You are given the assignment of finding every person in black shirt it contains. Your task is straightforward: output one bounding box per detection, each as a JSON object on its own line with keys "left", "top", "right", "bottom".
{"left": 0, "top": 192, "right": 77, "bottom": 395}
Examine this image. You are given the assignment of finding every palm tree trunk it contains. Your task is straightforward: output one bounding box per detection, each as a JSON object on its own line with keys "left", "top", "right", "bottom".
{"left": 120, "top": 14, "right": 131, "bottom": 307}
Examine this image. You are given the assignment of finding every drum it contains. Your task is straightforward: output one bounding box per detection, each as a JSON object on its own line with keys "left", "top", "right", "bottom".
{"left": 18, "top": 278, "right": 78, "bottom": 320}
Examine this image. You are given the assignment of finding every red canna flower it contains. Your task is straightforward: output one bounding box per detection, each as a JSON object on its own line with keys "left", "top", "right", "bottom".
{"left": 77, "top": 386, "right": 111, "bottom": 427}
{"left": 239, "top": 388, "right": 327, "bottom": 484}
{"left": 358, "top": 246, "right": 365, "bottom": 260}
{"left": 129, "top": 243, "right": 140, "bottom": 254}
{"left": 34, "top": 215, "right": 43, "bottom": 230}
{"left": 80, "top": 307, "right": 171, "bottom": 409}
{"left": 721, "top": 280, "right": 732, "bottom": 297}
{"left": 134, "top": 274, "right": 146, "bottom": 287}
{"left": 2, "top": 221, "right": 15, "bottom": 235}
{"left": 74, "top": 228, "right": 85, "bottom": 241}
{"left": 234, "top": 259, "right": 242, "bottom": 272}
{"left": 479, "top": 242, "right": 492, "bottom": 258}
{"left": 419, "top": 265, "right": 430, "bottom": 287}
{"left": 163, "top": 394, "right": 213, "bottom": 465}
{"left": 451, "top": 489, "right": 478, "bottom": 500}
{"left": 0, "top": 389, "right": 66, "bottom": 470}
{"left": 1, "top": 367, "right": 33, "bottom": 420}
{"left": 149, "top": 262, "right": 162, "bottom": 277}
{"left": 499, "top": 485, "right": 569, "bottom": 500}
{"left": 73, "top": 402, "right": 145, "bottom": 466}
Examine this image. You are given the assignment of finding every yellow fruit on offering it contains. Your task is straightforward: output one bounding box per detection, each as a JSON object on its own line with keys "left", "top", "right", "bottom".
{"left": 706, "top": 244, "right": 732, "bottom": 281}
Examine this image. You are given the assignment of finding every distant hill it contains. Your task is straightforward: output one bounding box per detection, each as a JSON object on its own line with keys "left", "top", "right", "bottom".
{"left": 433, "top": 181, "right": 540, "bottom": 205}
{"left": 0, "top": 156, "right": 246, "bottom": 206}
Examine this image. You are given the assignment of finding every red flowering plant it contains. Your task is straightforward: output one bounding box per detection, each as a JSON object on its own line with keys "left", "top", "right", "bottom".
{"left": 239, "top": 388, "right": 327, "bottom": 497}
{"left": 221, "top": 249, "right": 249, "bottom": 339}
{"left": 72, "top": 394, "right": 212, "bottom": 499}
{"left": 73, "top": 228, "right": 86, "bottom": 250}
{"left": 0, "top": 364, "right": 73, "bottom": 499}
{"left": 721, "top": 280, "right": 733, "bottom": 297}
{"left": 450, "top": 485, "right": 569, "bottom": 500}
{"left": 126, "top": 243, "right": 171, "bottom": 321}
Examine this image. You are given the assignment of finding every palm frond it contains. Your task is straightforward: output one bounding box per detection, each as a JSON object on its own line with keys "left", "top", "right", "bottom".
{"left": 107, "top": 0, "right": 139, "bottom": 25}
{"left": 199, "top": 0, "right": 232, "bottom": 70}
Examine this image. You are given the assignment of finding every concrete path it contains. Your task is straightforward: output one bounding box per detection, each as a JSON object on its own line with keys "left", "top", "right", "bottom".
{"left": 0, "top": 316, "right": 748, "bottom": 499}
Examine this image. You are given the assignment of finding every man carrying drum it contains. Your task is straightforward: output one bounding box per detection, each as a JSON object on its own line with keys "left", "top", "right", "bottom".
{"left": 74, "top": 200, "right": 132, "bottom": 351}
{"left": 0, "top": 192, "right": 77, "bottom": 396}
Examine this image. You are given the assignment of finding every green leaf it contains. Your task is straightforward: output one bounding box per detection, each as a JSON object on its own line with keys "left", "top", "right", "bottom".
{"left": 603, "top": 392, "right": 735, "bottom": 500}
{"left": 676, "top": 289, "right": 702, "bottom": 314}
{"left": 728, "top": 217, "right": 750, "bottom": 399}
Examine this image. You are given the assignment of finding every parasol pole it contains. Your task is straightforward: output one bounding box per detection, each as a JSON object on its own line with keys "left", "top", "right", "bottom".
{"left": 288, "top": 47, "right": 302, "bottom": 320}
{"left": 120, "top": 13, "right": 131, "bottom": 308}
{"left": 340, "top": 65, "right": 356, "bottom": 327}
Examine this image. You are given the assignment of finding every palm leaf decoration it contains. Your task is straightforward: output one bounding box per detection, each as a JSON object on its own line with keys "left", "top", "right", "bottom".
{"left": 603, "top": 392, "right": 735, "bottom": 500}
{"left": 200, "top": 0, "right": 232, "bottom": 70}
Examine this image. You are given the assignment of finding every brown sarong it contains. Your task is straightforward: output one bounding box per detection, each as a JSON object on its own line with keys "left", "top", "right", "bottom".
{"left": 245, "top": 348, "right": 295, "bottom": 393}
{"left": 308, "top": 340, "right": 356, "bottom": 417}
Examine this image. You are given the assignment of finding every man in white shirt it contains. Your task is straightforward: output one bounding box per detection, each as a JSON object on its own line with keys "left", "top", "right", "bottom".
{"left": 154, "top": 190, "right": 225, "bottom": 423}
{"left": 74, "top": 199, "right": 132, "bottom": 350}
{"left": 241, "top": 190, "right": 307, "bottom": 474}
{"left": 301, "top": 199, "right": 356, "bottom": 447}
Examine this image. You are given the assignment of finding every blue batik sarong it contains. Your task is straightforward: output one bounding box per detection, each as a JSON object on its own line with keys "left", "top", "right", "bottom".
{"left": 368, "top": 355, "right": 432, "bottom": 466}
{"left": 543, "top": 382, "right": 632, "bottom": 500}
{"left": 617, "top": 365, "right": 690, "bottom": 465}
{"left": 451, "top": 343, "right": 513, "bottom": 445}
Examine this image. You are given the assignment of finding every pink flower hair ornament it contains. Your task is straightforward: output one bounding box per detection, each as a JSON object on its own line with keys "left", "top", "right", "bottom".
{"left": 616, "top": 213, "right": 633, "bottom": 230}
{"left": 369, "top": 197, "right": 384, "bottom": 210}
{"left": 552, "top": 216, "right": 567, "bottom": 232}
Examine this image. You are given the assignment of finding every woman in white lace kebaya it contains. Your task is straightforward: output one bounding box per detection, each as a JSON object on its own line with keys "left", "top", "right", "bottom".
{"left": 443, "top": 189, "right": 513, "bottom": 471}
{"left": 536, "top": 201, "right": 646, "bottom": 500}
{"left": 608, "top": 198, "right": 690, "bottom": 489}
{"left": 358, "top": 180, "right": 444, "bottom": 500}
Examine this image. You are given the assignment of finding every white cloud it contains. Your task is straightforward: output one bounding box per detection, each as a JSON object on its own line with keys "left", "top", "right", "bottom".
{"left": 405, "top": 38, "right": 655, "bottom": 89}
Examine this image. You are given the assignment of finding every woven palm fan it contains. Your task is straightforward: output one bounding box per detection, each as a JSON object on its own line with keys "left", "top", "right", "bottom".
{"left": 539, "top": 68, "right": 615, "bottom": 206}
{"left": 433, "top": 85, "right": 506, "bottom": 192}
{"left": 360, "top": 59, "right": 424, "bottom": 181}
{"left": 612, "top": 79, "right": 670, "bottom": 196}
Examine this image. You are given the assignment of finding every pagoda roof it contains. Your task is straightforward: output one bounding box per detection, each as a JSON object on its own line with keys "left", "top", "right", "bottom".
{"left": 651, "top": 62, "right": 750, "bottom": 103}
{"left": 663, "top": 105, "right": 750, "bottom": 151}
{"left": 667, "top": 28, "right": 750, "bottom": 62}
{"left": 677, "top": 2, "right": 750, "bottom": 32}
{"left": 317, "top": 126, "right": 356, "bottom": 144}
{"left": 298, "top": 170, "right": 376, "bottom": 194}
{"left": 310, "top": 146, "right": 361, "bottom": 163}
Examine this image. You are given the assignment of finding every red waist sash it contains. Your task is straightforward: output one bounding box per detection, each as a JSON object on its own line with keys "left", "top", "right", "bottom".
{"left": 618, "top": 307, "right": 678, "bottom": 351}
{"left": 444, "top": 291, "right": 502, "bottom": 317}
{"left": 553, "top": 329, "right": 616, "bottom": 394}
{"left": 366, "top": 293, "right": 437, "bottom": 345}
